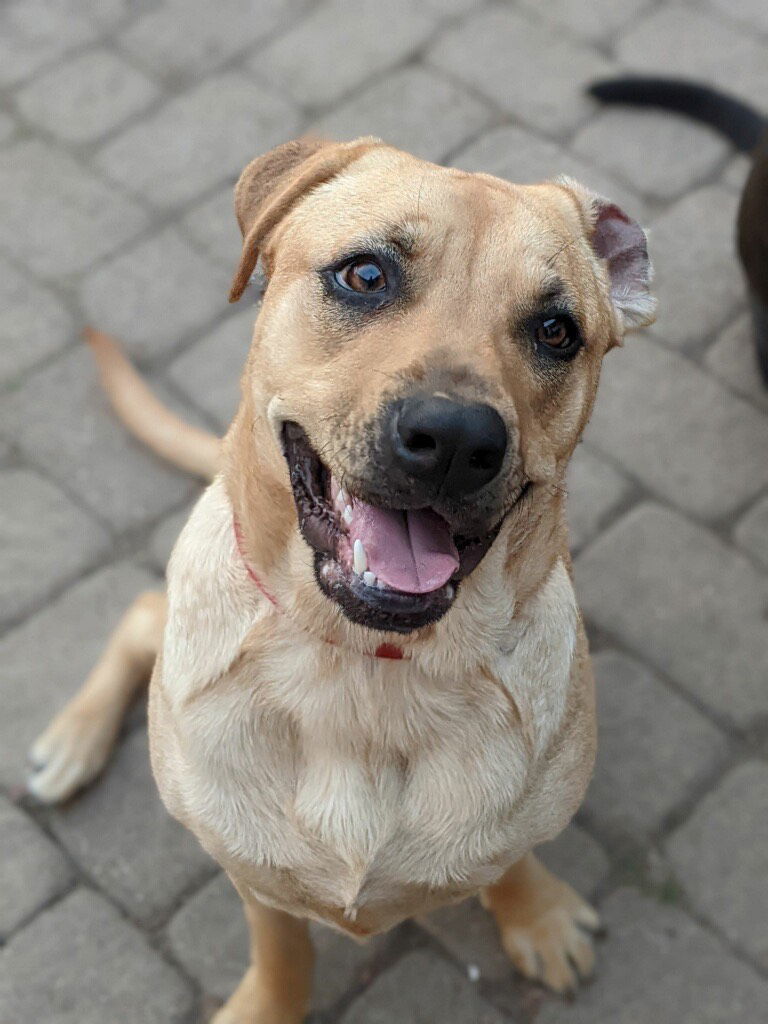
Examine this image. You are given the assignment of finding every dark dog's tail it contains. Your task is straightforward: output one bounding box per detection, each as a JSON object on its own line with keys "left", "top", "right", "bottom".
{"left": 589, "top": 77, "right": 766, "bottom": 153}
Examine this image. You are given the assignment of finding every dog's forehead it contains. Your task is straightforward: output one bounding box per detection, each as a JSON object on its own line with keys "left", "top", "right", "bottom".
{"left": 287, "top": 148, "right": 581, "bottom": 268}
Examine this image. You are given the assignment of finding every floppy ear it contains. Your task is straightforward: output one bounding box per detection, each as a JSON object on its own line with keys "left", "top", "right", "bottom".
{"left": 558, "top": 177, "right": 656, "bottom": 332}
{"left": 229, "top": 136, "right": 383, "bottom": 302}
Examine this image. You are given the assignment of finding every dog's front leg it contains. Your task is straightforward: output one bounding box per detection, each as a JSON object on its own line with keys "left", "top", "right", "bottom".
{"left": 481, "top": 852, "right": 601, "bottom": 994}
{"left": 213, "top": 893, "right": 314, "bottom": 1024}
{"left": 28, "top": 590, "right": 166, "bottom": 803}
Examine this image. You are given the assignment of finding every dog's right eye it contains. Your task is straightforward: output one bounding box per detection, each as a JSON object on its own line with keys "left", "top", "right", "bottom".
{"left": 334, "top": 259, "right": 387, "bottom": 293}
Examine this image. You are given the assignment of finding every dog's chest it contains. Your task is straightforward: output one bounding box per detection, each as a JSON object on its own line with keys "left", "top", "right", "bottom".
{"left": 171, "top": 649, "right": 546, "bottom": 933}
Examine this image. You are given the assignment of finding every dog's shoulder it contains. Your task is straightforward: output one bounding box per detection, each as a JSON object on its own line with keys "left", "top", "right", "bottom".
{"left": 160, "top": 477, "right": 268, "bottom": 704}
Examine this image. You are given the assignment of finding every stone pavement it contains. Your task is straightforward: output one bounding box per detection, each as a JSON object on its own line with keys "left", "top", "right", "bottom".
{"left": 1, "top": 0, "right": 767, "bottom": 1020}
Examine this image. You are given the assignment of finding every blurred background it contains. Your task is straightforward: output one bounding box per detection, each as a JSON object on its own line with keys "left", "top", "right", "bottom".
{"left": 1, "top": 0, "right": 767, "bottom": 1021}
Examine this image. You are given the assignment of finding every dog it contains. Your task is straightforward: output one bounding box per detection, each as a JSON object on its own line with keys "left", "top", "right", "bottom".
{"left": 591, "top": 76, "right": 768, "bottom": 385}
{"left": 28, "top": 136, "right": 655, "bottom": 1022}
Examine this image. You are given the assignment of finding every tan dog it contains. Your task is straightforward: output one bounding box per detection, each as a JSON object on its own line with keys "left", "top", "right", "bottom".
{"left": 29, "top": 137, "right": 655, "bottom": 1022}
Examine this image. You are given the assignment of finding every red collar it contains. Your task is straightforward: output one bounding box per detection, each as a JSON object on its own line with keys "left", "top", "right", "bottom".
{"left": 233, "top": 518, "right": 406, "bottom": 661}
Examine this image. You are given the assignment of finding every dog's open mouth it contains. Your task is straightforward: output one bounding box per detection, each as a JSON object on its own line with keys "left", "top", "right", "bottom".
{"left": 283, "top": 423, "right": 514, "bottom": 633}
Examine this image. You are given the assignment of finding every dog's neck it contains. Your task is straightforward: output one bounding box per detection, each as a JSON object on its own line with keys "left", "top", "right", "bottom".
{"left": 222, "top": 405, "right": 570, "bottom": 668}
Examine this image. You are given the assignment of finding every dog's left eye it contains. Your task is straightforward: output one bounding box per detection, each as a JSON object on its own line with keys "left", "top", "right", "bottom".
{"left": 334, "top": 259, "right": 387, "bottom": 293}
{"left": 534, "top": 314, "right": 582, "bottom": 357}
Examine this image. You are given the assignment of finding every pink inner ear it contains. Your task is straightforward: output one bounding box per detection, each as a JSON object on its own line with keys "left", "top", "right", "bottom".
{"left": 591, "top": 201, "right": 652, "bottom": 325}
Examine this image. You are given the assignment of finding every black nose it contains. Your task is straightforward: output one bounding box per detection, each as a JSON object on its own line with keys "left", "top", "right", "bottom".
{"left": 390, "top": 396, "right": 507, "bottom": 498}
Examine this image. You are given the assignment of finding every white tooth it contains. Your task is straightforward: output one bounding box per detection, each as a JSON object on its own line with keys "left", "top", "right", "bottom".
{"left": 363, "top": 571, "right": 376, "bottom": 588}
{"left": 343, "top": 505, "right": 353, "bottom": 525}
{"left": 445, "top": 584, "right": 455, "bottom": 600}
{"left": 337, "top": 488, "right": 348, "bottom": 506}
{"left": 353, "top": 539, "right": 367, "bottom": 575}
{"left": 376, "top": 579, "right": 387, "bottom": 590}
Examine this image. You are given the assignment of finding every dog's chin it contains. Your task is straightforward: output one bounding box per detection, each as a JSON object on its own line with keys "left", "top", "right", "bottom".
{"left": 282, "top": 422, "right": 527, "bottom": 634}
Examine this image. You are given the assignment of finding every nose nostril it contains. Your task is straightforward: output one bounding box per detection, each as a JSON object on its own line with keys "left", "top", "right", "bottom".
{"left": 407, "top": 431, "right": 437, "bottom": 453}
{"left": 469, "top": 448, "right": 500, "bottom": 471}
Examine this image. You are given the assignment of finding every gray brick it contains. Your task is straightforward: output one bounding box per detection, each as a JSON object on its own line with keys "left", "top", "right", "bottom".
{"left": 306, "top": 921, "right": 389, "bottom": 1013}
{"left": 251, "top": 0, "right": 438, "bottom": 109}
{"left": 119, "top": 0, "right": 308, "bottom": 80}
{"left": 0, "top": 112, "right": 16, "bottom": 144}
{"left": 647, "top": 186, "right": 742, "bottom": 348}
{"left": 0, "top": 469, "right": 109, "bottom": 628}
{"left": 707, "top": 0, "right": 768, "bottom": 35}
{"left": 416, "top": 0, "right": 480, "bottom": 15}
{"left": 50, "top": 728, "right": 213, "bottom": 926}
{"left": 518, "top": 0, "right": 653, "bottom": 43}
{"left": 537, "top": 822, "right": 611, "bottom": 896}
{"left": 342, "top": 949, "right": 506, "bottom": 1024}
{"left": 576, "top": 503, "right": 768, "bottom": 727}
{"left": 0, "top": 797, "right": 73, "bottom": 940}
{"left": 722, "top": 153, "right": 752, "bottom": 193}
{"left": 566, "top": 445, "right": 632, "bottom": 552}
{"left": 0, "top": 888, "right": 194, "bottom": 1023}
{"left": 81, "top": 227, "right": 230, "bottom": 360}
{"left": 57, "top": 0, "right": 146, "bottom": 31}
{"left": 181, "top": 185, "right": 241, "bottom": 267}
{"left": 421, "top": 824, "right": 608, "bottom": 982}
{"left": 167, "top": 871, "right": 388, "bottom": 1009}
{"left": 536, "top": 888, "right": 768, "bottom": 1023}
{"left": 667, "top": 761, "right": 768, "bottom": 966}
{"left": 148, "top": 505, "right": 195, "bottom": 571}
{"left": 419, "top": 898, "right": 511, "bottom": 983}
{"left": 705, "top": 312, "right": 768, "bottom": 413}
{"left": 15, "top": 48, "right": 159, "bottom": 144}
{"left": 310, "top": 66, "right": 492, "bottom": 164}
{"left": 0, "top": 562, "right": 156, "bottom": 789}
{"left": 429, "top": 8, "right": 615, "bottom": 136}
{"left": 735, "top": 494, "right": 768, "bottom": 571}
{"left": 452, "top": 124, "right": 647, "bottom": 222}
{"left": 584, "top": 337, "right": 768, "bottom": 518}
{"left": 166, "top": 304, "right": 254, "bottom": 430}
{"left": 0, "top": 0, "right": 98, "bottom": 87}
{"left": 618, "top": 6, "right": 768, "bottom": 108}
{"left": 0, "top": 256, "right": 73, "bottom": 386}
{"left": 584, "top": 651, "right": 728, "bottom": 838}
{"left": 96, "top": 73, "right": 301, "bottom": 209}
{"left": 0, "top": 140, "right": 149, "bottom": 277}
{"left": 0, "top": 347, "right": 200, "bottom": 531}
{"left": 571, "top": 109, "right": 730, "bottom": 203}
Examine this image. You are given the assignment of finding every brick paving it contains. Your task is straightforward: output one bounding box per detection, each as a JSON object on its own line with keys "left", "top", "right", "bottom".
{"left": 0, "top": 1, "right": 766, "bottom": 1021}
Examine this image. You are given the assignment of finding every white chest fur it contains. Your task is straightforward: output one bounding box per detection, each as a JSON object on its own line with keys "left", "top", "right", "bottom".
{"left": 154, "top": 481, "right": 583, "bottom": 931}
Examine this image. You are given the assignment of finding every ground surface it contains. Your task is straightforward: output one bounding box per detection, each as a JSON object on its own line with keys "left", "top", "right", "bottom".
{"left": 1, "top": 0, "right": 767, "bottom": 1021}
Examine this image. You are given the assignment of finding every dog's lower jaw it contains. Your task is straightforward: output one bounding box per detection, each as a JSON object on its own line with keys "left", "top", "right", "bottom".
{"left": 313, "top": 549, "right": 456, "bottom": 633}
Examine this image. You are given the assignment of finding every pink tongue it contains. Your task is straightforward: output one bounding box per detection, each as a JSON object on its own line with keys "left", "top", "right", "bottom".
{"left": 351, "top": 503, "right": 459, "bottom": 594}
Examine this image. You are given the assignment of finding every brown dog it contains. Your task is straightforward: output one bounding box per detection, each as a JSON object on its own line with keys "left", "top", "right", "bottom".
{"left": 29, "top": 137, "right": 655, "bottom": 1021}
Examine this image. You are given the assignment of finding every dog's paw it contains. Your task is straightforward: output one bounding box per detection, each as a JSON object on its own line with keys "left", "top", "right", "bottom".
{"left": 483, "top": 857, "right": 601, "bottom": 994}
{"left": 27, "top": 705, "right": 117, "bottom": 804}
{"left": 498, "top": 886, "right": 599, "bottom": 993}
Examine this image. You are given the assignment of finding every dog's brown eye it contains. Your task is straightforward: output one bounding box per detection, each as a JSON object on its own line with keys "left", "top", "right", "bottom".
{"left": 336, "top": 259, "right": 386, "bottom": 293}
{"left": 536, "top": 317, "right": 571, "bottom": 348}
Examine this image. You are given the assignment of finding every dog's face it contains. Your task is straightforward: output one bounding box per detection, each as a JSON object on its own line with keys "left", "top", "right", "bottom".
{"left": 229, "top": 140, "right": 654, "bottom": 634}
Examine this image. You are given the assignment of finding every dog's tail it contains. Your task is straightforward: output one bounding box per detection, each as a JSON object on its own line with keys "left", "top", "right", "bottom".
{"left": 85, "top": 327, "right": 221, "bottom": 482}
{"left": 589, "top": 76, "right": 766, "bottom": 153}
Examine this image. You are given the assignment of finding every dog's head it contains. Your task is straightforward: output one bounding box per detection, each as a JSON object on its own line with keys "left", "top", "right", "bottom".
{"left": 226, "top": 138, "right": 654, "bottom": 635}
